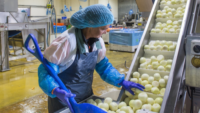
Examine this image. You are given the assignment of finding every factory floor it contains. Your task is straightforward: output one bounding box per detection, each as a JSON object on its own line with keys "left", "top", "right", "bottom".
{"left": 0, "top": 44, "right": 135, "bottom": 113}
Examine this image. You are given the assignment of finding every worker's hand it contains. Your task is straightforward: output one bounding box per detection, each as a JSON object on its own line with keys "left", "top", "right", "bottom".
{"left": 119, "top": 80, "right": 145, "bottom": 95}
{"left": 53, "top": 87, "right": 76, "bottom": 105}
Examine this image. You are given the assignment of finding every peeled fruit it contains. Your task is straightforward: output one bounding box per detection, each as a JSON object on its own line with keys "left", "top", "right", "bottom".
{"left": 156, "top": 14, "right": 162, "bottom": 18}
{"left": 171, "top": 0, "right": 176, "bottom": 4}
{"left": 147, "top": 65, "right": 153, "bottom": 70}
{"left": 118, "top": 102, "right": 127, "bottom": 109}
{"left": 175, "top": 14, "right": 181, "bottom": 18}
{"left": 102, "top": 108, "right": 107, "bottom": 112}
{"left": 167, "top": 12, "right": 173, "bottom": 18}
{"left": 162, "top": 13, "right": 167, "bottom": 18}
{"left": 151, "top": 87, "right": 160, "bottom": 94}
{"left": 124, "top": 97, "right": 131, "bottom": 105}
{"left": 152, "top": 61, "right": 159, "bottom": 69}
{"left": 142, "top": 104, "right": 152, "bottom": 111}
{"left": 167, "top": 1, "right": 171, "bottom": 5}
{"left": 95, "top": 99, "right": 102, "bottom": 105}
{"left": 152, "top": 103, "right": 161, "bottom": 112}
{"left": 136, "top": 110, "right": 141, "bottom": 113}
{"left": 125, "top": 90, "right": 133, "bottom": 98}
{"left": 155, "top": 97, "right": 163, "bottom": 105}
{"left": 98, "top": 103, "right": 103, "bottom": 108}
{"left": 160, "top": 40, "right": 166, "bottom": 45}
{"left": 141, "top": 73, "right": 149, "bottom": 80}
{"left": 140, "top": 57, "right": 146, "bottom": 64}
{"left": 166, "top": 65, "right": 172, "bottom": 72}
{"left": 91, "top": 101, "right": 97, "bottom": 106}
{"left": 147, "top": 98, "right": 154, "bottom": 105}
{"left": 161, "top": 1, "right": 166, "bottom": 4}
{"left": 169, "top": 45, "right": 175, "bottom": 51}
{"left": 178, "top": 20, "right": 182, "bottom": 25}
{"left": 154, "top": 73, "right": 161, "bottom": 81}
{"left": 150, "top": 45, "right": 155, "bottom": 50}
{"left": 141, "top": 80, "right": 149, "bottom": 86}
{"left": 154, "top": 40, "right": 160, "bottom": 46}
{"left": 144, "top": 45, "right": 150, "bottom": 50}
{"left": 148, "top": 76, "right": 154, "bottom": 84}
{"left": 104, "top": 97, "right": 112, "bottom": 105}
{"left": 155, "top": 29, "right": 161, "bottom": 33}
{"left": 109, "top": 102, "right": 118, "bottom": 111}
{"left": 160, "top": 88, "right": 166, "bottom": 96}
{"left": 140, "top": 63, "right": 147, "bottom": 69}
{"left": 135, "top": 89, "right": 143, "bottom": 94}
{"left": 159, "top": 79, "right": 166, "bottom": 87}
{"left": 157, "top": 55, "right": 164, "bottom": 62}
{"left": 133, "top": 99, "right": 143, "bottom": 109}
{"left": 173, "top": 21, "right": 178, "bottom": 25}
{"left": 151, "top": 56, "right": 157, "bottom": 62}
{"left": 108, "top": 111, "right": 115, "bottom": 113}
{"left": 130, "top": 78, "right": 138, "bottom": 83}
{"left": 120, "top": 106, "right": 129, "bottom": 113}
{"left": 160, "top": 60, "right": 167, "bottom": 66}
{"left": 119, "top": 111, "right": 126, "bottom": 113}
{"left": 138, "top": 92, "right": 148, "bottom": 103}
{"left": 157, "top": 66, "right": 165, "bottom": 71}
{"left": 157, "top": 22, "right": 162, "bottom": 25}
{"left": 166, "top": 41, "right": 173, "bottom": 46}
{"left": 156, "top": 45, "right": 162, "bottom": 51}
{"left": 152, "top": 81, "right": 160, "bottom": 87}
{"left": 116, "top": 109, "right": 121, "bottom": 113}
{"left": 162, "top": 45, "right": 168, "bottom": 51}
{"left": 167, "top": 59, "right": 173, "bottom": 65}
{"left": 133, "top": 72, "right": 140, "bottom": 78}
{"left": 132, "top": 93, "right": 139, "bottom": 99}
{"left": 164, "top": 6, "right": 169, "bottom": 10}
{"left": 139, "top": 78, "right": 142, "bottom": 84}
{"left": 156, "top": 24, "right": 162, "bottom": 29}
{"left": 162, "top": 28, "right": 169, "bottom": 33}
{"left": 87, "top": 99, "right": 94, "bottom": 103}
{"left": 164, "top": 75, "right": 169, "bottom": 83}
{"left": 151, "top": 29, "right": 156, "bottom": 33}
{"left": 129, "top": 100, "right": 135, "bottom": 108}
{"left": 167, "top": 20, "right": 172, "bottom": 25}
{"left": 145, "top": 84, "right": 152, "bottom": 91}
{"left": 99, "top": 103, "right": 109, "bottom": 111}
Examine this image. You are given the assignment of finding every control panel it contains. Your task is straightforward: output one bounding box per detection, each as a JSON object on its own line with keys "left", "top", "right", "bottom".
{"left": 186, "top": 37, "right": 200, "bottom": 87}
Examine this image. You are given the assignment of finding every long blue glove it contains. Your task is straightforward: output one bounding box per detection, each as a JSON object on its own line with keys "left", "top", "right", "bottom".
{"left": 38, "top": 62, "right": 60, "bottom": 98}
{"left": 95, "top": 57, "right": 125, "bottom": 87}
{"left": 53, "top": 87, "right": 76, "bottom": 106}
{"left": 119, "top": 80, "right": 145, "bottom": 95}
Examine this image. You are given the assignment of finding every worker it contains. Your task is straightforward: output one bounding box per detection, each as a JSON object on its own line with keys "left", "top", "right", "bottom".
{"left": 38, "top": 4, "right": 145, "bottom": 113}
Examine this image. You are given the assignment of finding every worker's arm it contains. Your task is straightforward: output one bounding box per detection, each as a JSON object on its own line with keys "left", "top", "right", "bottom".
{"left": 95, "top": 38, "right": 124, "bottom": 87}
{"left": 38, "top": 62, "right": 60, "bottom": 98}
{"left": 96, "top": 38, "right": 145, "bottom": 94}
{"left": 95, "top": 56, "right": 125, "bottom": 87}
{"left": 38, "top": 35, "right": 75, "bottom": 98}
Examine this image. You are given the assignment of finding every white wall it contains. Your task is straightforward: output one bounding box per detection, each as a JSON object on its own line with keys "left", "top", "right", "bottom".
{"left": 18, "top": 0, "right": 48, "bottom": 16}
{"left": 98, "top": 0, "right": 118, "bottom": 22}
{"left": 18, "top": 0, "right": 118, "bottom": 22}
{"left": 64, "top": 0, "right": 118, "bottom": 22}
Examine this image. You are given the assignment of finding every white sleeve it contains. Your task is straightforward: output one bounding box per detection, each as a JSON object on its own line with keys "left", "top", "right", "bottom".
{"left": 97, "top": 38, "right": 106, "bottom": 63}
{"left": 43, "top": 36, "right": 71, "bottom": 65}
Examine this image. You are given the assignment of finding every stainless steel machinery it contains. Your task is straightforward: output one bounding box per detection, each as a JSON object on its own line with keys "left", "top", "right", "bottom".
{"left": 0, "top": 0, "right": 58, "bottom": 71}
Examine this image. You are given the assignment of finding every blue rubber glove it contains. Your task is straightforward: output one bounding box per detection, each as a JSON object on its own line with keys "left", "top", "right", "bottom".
{"left": 53, "top": 87, "right": 76, "bottom": 105}
{"left": 119, "top": 80, "right": 145, "bottom": 95}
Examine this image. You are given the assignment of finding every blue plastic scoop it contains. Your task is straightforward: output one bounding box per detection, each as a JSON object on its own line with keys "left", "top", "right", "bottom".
{"left": 24, "top": 34, "right": 107, "bottom": 113}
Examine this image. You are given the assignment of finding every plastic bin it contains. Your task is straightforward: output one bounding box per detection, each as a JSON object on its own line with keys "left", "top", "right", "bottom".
{"left": 53, "top": 25, "right": 67, "bottom": 33}
{"left": 109, "top": 29, "right": 143, "bottom": 46}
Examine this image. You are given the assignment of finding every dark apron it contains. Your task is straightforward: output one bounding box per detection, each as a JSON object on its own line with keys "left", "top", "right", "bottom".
{"left": 48, "top": 48, "right": 98, "bottom": 113}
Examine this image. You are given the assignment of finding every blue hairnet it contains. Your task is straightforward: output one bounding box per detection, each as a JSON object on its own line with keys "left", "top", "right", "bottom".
{"left": 70, "top": 4, "right": 114, "bottom": 29}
